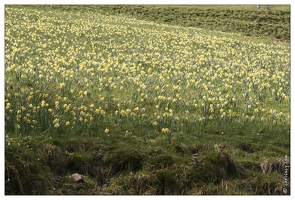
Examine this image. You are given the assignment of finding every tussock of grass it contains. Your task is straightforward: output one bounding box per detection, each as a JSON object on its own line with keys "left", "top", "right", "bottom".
{"left": 5, "top": 129, "right": 290, "bottom": 194}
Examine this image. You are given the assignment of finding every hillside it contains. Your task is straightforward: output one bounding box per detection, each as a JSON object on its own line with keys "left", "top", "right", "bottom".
{"left": 5, "top": 5, "right": 290, "bottom": 195}
{"left": 46, "top": 5, "right": 290, "bottom": 42}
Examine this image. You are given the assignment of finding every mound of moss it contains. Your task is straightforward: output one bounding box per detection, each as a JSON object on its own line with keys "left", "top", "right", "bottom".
{"left": 5, "top": 132, "right": 290, "bottom": 194}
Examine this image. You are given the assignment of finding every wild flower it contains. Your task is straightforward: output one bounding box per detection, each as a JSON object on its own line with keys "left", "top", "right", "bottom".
{"left": 161, "top": 128, "right": 169, "bottom": 133}
{"left": 4, "top": 6, "right": 290, "bottom": 138}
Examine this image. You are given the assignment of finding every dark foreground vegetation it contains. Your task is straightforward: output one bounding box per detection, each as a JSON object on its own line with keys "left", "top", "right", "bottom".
{"left": 5, "top": 124, "right": 290, "bottom": 194}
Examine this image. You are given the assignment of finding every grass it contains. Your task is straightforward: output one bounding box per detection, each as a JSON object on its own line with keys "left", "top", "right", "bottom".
{"left": 42, "top": 4, "right": 290, "bottom": 42}
{"left": 5, "top": 5, "right": 290, "bottom": 195}
{"left": 5, "top": 124, "right": 289, "bottom": 194}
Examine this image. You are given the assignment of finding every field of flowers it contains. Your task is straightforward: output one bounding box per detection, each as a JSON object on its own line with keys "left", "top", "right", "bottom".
{"left": 5, "top": 6, "right": 290, "bottom": 138}
{"left": 4, "top": 5, "right": 290, "bottom": 195}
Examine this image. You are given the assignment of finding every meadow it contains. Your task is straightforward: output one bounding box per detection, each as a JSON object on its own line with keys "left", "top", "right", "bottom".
{"left": 5, "top": 5, "right": 290, "bottom": 194}
{"left": 48, "top": 5, "right": 291, "bottom": 42}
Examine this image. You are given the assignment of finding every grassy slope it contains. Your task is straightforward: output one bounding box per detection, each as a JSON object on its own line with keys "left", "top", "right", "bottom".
{"left": 5, "top": 5, "right": 290, "bottom": 195}
{"left": 46, "top": 5, "right": 290, "bottom": 42}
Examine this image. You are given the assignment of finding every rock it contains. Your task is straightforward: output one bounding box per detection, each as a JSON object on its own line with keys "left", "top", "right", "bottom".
{"left": 71, "top": 173, "right": 84, "bottom": 183}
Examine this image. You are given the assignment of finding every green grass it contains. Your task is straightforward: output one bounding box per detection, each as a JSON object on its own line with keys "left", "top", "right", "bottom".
{"left": 5, "top": 123, "right": 289, "bottom": 194}
{"left": 39, "top": 4, "right": 290, "bottom": 42}
{"left": 5, "top": 5, "right": 290, "bottom": 195}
